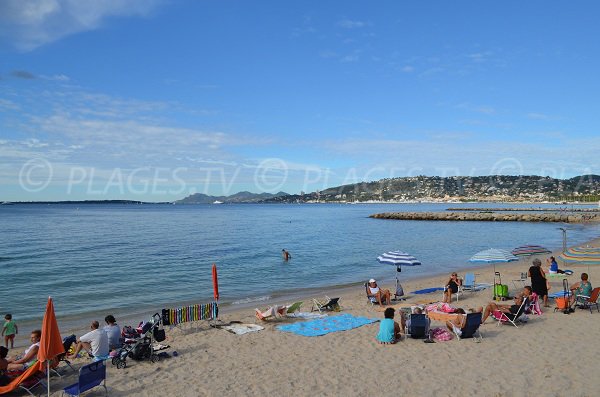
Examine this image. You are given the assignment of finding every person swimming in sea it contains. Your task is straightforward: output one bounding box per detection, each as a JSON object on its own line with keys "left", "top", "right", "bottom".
{"left": 282, "top": 249, "right": 291, "bottom": 261}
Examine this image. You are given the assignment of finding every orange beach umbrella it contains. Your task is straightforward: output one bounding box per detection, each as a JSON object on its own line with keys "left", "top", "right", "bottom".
{"left": 212, "top": 263, "right": 219, "bottom": 301}
{"left": 38, "top": 296, "right": 64, "bottom": 396}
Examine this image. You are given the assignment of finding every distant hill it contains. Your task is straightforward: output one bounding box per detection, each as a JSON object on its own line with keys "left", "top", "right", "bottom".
{"left": 262, "top": 175, "right": 600, "bottom": 203}
{"left": 176, "top": 191, "right": 289, "bottom": 204}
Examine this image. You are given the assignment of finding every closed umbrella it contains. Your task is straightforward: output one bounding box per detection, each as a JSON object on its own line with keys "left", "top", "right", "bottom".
{"left": 38, "top": 297, "right": 64, "bottom": 397}
{"left": 511, "top": 245, "right": 551, "bottom": 257}
{"left": 212, "top": 263, "right": 219, "bottom": 301}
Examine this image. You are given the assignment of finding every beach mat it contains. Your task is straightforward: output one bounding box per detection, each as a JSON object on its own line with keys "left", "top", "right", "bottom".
{"left": 276, "top": 313, "right": 378, "bottom": 337}
{"left": 286, "top": 312, "right": 328, "bottom": 319}
{"left": 411, "top": 287, "right": 444, "bottom": 295}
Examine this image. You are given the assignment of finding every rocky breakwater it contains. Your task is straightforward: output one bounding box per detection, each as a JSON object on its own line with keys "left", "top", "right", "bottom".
{"left": 369, "top": 212, "right": 600, "bottom": 223}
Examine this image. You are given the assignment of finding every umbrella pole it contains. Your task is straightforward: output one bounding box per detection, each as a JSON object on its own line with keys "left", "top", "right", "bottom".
{"left": 47, "top": 359, "right": 50, "bottom": 396}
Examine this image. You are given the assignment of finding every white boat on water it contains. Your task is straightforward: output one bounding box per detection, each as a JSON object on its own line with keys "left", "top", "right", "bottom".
{"left": 213, "top": 200, "right": 223, "bottom": 204}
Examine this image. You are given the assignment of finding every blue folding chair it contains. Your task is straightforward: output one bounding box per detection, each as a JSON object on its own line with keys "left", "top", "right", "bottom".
{"left": 62, "top": 360, "right": 107, "bottom": 396}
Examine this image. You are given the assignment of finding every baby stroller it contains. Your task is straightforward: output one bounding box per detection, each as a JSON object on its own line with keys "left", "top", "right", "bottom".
{"left": 112, "top": 313, "right": 166, "bottom": 369}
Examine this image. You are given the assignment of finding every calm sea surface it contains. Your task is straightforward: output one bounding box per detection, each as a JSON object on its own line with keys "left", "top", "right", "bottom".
{"left": 1, "top": 203, "right": 599, "bottom": 326}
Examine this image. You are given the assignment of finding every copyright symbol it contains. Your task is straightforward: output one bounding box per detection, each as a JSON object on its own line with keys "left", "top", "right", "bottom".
{"left": 254, "top": 158, "right": 288, "bottom": 192}
{"left": 19, "top": 158, "right": 53, "bottom": 193}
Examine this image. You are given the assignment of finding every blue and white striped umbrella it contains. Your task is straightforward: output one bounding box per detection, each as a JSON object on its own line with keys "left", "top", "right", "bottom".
{"left": 377, "top": 251, "right": 421, "bottom": 267}
{"left": 469, "top": 248, "right": 518, "bottom": 274}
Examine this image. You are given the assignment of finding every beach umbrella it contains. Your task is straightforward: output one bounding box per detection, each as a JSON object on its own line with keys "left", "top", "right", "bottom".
{"left": 212, "top": 263, "right": 219, "bottom": 301}
{"left": 38, "top": 296, "right": 64, "bottom": 397}
{"left": 469, "top": 248, "right": 518, "bottom": 274}
{"left": 377, "top": 250, "right": 422, "bottom": 271}
{"left": 511, "top": 245, "right": 552, "bottom": 257}
{"left": 559, "top": 246, "right": 600, "bottom": 265}
{"left": 377, "top": 251, "right": 421, "bottom": 296}
{"left": 559, "top": 246, "right": 600, "bottom": 273}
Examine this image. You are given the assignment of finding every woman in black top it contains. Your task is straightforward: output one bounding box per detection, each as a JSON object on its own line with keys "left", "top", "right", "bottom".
{"left": 528, "top": 258, "right": 549, "bottom": 307}
{"left": 443, "top": 272, "right": 462, "bottom": 303}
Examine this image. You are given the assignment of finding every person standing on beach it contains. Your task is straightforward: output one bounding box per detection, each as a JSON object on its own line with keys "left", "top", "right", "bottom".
{"left": 528, "top": 258, "right": 549, "bottom": 307}
{"left": 2, "top": 314, "right": 17, "bottom": 349}
{"left": 282, "top": 249, "right": 291, "bottom": 261}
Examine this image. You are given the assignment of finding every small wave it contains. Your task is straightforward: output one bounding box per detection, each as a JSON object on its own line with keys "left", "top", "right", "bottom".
{"left": 231, "top": 295, "right": 271, "bottom": 305}
{"left": 0, "top": 257, "right": 13, "bottom": 262}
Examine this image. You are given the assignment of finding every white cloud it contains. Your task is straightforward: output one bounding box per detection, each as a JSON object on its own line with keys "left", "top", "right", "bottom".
{"left": 337, "top": 19, "right": 366, "bottom": 29}
{"left": 0, "top": 0, "right": 164, "bottom": 51}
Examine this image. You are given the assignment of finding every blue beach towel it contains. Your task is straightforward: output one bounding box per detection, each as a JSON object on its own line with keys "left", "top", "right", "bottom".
{"left": 276, "top": 313, "right": 378, "bottom": 337}
{"left": 410, "top": 287, "right": 445, "bottom": 295}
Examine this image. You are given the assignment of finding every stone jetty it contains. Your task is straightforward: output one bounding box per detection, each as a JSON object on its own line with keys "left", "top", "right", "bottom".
{"left": 369, "top": 211, "right": 600, "bottom": 223}
{"left": 446, "top": 207, "right": 600, "bottom": 212}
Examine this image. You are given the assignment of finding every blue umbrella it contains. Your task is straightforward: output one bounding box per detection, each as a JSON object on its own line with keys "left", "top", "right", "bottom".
{"left": 377, "top": 250, "right": 421, "bottom": 299}
{"left": 469, "top": 248, "right": 518, "bottom": 298}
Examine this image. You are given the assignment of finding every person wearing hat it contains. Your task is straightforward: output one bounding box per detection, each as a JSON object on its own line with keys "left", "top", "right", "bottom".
{"left": 528, "top": 258, "right": 549, "bottom": 307}
{"left": 367, "top": 279, "right": 391, "bottom": 305}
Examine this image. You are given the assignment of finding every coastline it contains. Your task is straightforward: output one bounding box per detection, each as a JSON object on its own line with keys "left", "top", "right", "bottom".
{"left": 20, "top": 235, "right": 599, "bottom": 396}
{"left": 11, "top": 235, "right": 600, "bottom": 350}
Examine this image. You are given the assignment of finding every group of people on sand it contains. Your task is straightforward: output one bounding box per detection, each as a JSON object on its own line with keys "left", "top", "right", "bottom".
{"left": 373, "top": 255, "right": 594, "bottom": 345}
{"left": 0, "top": 314, "right": 121, "bottom": 383}
{"left": 528, "top": 257, "right": 591, "bottom": 308}
{"left": 68, "top": 315, "right": 121, "bottom": 361}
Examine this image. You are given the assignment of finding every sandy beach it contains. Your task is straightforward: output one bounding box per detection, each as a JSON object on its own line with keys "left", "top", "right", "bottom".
{"left": 7, "top": 237, "right": 600, "bottom": 397}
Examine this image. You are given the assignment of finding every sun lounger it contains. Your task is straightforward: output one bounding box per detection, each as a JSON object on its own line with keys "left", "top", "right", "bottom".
{"left": 311, "top": 297, "right": 340, "bottom": 313}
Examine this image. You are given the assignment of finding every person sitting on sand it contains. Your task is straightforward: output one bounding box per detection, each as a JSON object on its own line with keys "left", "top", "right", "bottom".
{"left": 0, "top": 346, "right": 9, "bottom": 387}
{"left": 104, "top": 315, "right": 121, "bottom": 350}
{"left": 546, "top": 256, "right": 564, "bottom": 274}
{"left": 443, "top": 272, "right": 462, "bottom": 303}
{"left": 376, "top": 307, "right": 404, "bottom": 344}
{"left": 68, "top": 321, "right": 109, "bottom": 359}
{"left": 569, "top": 273, "right": 593, "bottom": 305}
{"left": 481, "top": 286, "right": 532, "bottom": 324}
{"left": 6, "top": 330, "right": 40, "bottom": 371}
{"left": 367, "top": 279, "right": 391, "bottom": 305}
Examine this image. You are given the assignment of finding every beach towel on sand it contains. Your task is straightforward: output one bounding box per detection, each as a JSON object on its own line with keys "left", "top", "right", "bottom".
{"left": 276, "top": 314, "right": 378, "bottom": 337}
{"left": 411, "top": 287, "right": 445, "bottom": 295}
{"left": 219, "top": 323, "right": 264, "bottom": 335}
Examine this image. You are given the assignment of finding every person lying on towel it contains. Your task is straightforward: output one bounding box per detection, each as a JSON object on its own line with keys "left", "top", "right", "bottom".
{"left": 481, "top": 286, "right": 532, "bottom": 324}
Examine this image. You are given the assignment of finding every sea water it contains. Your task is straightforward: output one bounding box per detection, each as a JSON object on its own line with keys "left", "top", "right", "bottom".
{"left": 1, "top": 203, "right": 599, "bottom": 329}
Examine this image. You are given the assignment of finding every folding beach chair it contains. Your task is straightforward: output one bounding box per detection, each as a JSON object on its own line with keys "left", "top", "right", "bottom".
{"left": 492, "top": 297, "right": 529, "bottom": 328}
{"left": 575, "top": 287, "right": 600, "bottom": 313}
{"left": 525, "top": 292, "right": 542, "bottom": 316}
{"left": 62, "top": 360, "right": 107, "bottom": 397}
{"left": 364, "top": 283, "right": 379, "bottom": 306}
{"left": 454, "top": 312, "right": 483, "bottom": 342}
{"left": 285, "top": 302, "right": 303, "bottom": 316}
{"left": 311, "top": 297, "right": 340, "bottom": 313}
{"left": 405, "top": 313, "right": 429, "bottom": 339}
{"left": 0, "top": 361, "right": 45, "bottom": 396}
{"left": 462, "top": 273, "right": 476, "bottom": 292}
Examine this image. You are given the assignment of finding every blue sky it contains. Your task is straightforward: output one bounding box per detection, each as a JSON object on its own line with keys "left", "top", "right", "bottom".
{"left": 1, "top": 0, "right": 599, "bottom": 201}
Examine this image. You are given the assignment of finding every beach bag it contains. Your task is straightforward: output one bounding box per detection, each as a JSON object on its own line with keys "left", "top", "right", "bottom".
{"left": 153, "top": 326, "right": 166, "bottom": 342}
{"left": 396, "top": 283, "right": 404, "bottom": 298}
{"left": 431, "top": 327, "right": 452, "bottom": 341}
{"left": 555, "top": 297, "right": 569, "bottom": 310}
{"left": 494, "top": 284, "right": 508, "bottom": 298}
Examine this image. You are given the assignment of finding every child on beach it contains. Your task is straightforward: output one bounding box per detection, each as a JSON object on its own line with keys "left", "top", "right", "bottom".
{"left": 376, "top": 307, "right": 403, "bottom": 344}
{"left": 2, "top": 314, "right": 17, "bottom": 349}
